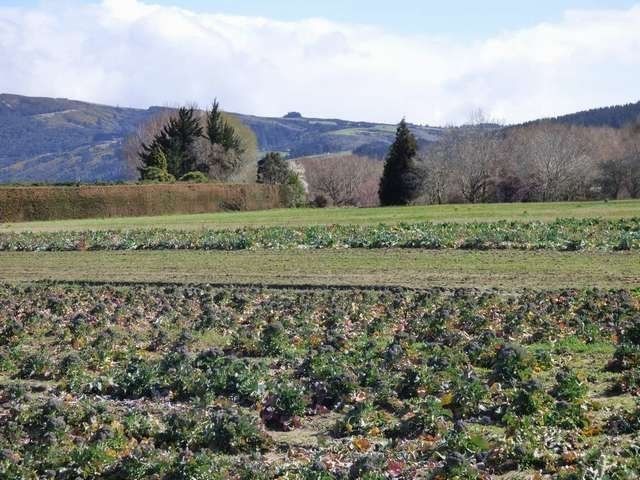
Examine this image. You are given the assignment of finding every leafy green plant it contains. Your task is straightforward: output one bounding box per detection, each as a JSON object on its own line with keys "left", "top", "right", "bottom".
{"left": 491, "top": 343, "right": 533, "bottom": 386}
{"left": 260, "top": 381, "right": 307, "bottom": 431}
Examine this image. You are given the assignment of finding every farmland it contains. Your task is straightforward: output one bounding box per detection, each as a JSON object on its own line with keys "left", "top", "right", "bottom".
{"left": 1, "top": 201, "right": 640, "bottom": 479}
{"left": 2, "top": 199, "right": 638, "bottom": 232}
{"left": 0, "top": 250, "right": 638, "bottom": 289}
{"left": 1, "top": 284, "right": 640, "bottom": 478}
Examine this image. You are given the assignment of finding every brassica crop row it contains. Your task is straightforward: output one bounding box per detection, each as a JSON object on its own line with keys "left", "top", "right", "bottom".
{"left": 1, "top": 217, "right": 639, "bottom": 252}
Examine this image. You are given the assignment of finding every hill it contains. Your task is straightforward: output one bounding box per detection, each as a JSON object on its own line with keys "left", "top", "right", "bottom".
{"left": 0, "top": 94, "right": 155, "bottom": 183}
{"left": 526, "top": 100, "right": 640, "bottom": 129}
{"left": 0, "top": 94, "right": 446, "bottom": 183}
{"left": 1, "top": 93, "right": 639, "bottom": 183}
{"left": 232, "top": 112, "right": 444, "bottom": 159}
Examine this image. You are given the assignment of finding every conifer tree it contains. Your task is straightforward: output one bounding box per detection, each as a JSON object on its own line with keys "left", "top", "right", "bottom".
{"left": 139, "top": 107, "right": 203, "bottom": 180}
{"left": 379, "top": 119, "right": 422, "bottom": 205}
{"left": 206, "top": 100, "right": 244, "bottom": 154}
{"left": 257, "top": 152, "right": 290, "bottom": 184}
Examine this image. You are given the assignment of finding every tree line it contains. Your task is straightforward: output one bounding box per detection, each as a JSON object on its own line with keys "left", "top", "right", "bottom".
{"left": 416, "top": 120, "right": 640, "bottom": 205}
{"left": 308, "top": 117, "right": 640, "bottom": 208}
{"left": 126, "top": 102, "right": 640, "bottom": 208}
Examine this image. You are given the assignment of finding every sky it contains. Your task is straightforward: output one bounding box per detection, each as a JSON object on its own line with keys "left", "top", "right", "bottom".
{"left": 0, "top": 0, "right": 639, "bottom": 124}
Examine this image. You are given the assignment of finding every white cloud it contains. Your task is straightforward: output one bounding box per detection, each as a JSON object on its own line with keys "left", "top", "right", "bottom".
{"left": 0, "top": 0, "right": 639, "bottom": 124}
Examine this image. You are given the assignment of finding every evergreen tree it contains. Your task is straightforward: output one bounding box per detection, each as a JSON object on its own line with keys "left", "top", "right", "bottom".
{"left": 139, "top": 107, "right": 203, "bottom": 180}
{"left": 206, "top": 100, "right": 225, "bottom": 145}
{"left": 206, "top": 100, "right": 244, "bottom": 154}
{"left": 138, "top": 144, "right": 175, "bottom": 182}
{"left": 257, "top": 152, "right": 290, "bottom": 184}
{"left": 379, "top": 119, "right": 422, "bottom": 206}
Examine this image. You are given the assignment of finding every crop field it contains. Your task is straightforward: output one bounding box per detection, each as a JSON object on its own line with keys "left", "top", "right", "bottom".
{"left": 1, "top": 284, "right": 640, "bottom": 479}
{"left": 0, "top": 218, "right": 639, "bottom": 253}
{"left": 1, "top": 201, "right": 639, "bottom": 479}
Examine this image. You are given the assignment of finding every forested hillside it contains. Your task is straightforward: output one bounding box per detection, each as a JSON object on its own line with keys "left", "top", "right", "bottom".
{"left": 529, "top": 101, "right": 640, "bottom": 128}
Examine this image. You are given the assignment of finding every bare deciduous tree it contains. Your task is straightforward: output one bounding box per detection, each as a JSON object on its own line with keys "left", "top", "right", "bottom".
{"left": 300, "top": 155, "right": 383, "bottom": 207}
{"left": 509, "top": 123, "right": 593, "bottom": 201}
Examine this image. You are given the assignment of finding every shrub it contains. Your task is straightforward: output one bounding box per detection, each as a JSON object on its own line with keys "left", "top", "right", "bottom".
{"left": 112, "top": 358, "right": 159, "bottom": 399}
{"left": 260, "top": 321, "right": 289, "bottom": 356}
{"left": 179, "top": 171, "right": 209, "bottom": 183}
{"left": 195, "top": 407, "right": 269, "bottom": 454}
{"left": 312, "top": 194, "right": 329, "bottom": 208}
{"left": 140, "top": 166, "right": 176, "bottom": 183}
{"left": 608, "top": 401, "right": 640, "bottom": 435}
{"left": 334, "top": 402, "right": 390, "bottom": 437}
{"left": 551, "top": 370, "right": 587, "bottom": 402}
{"left": 17, "top": 351, "right": 52, "bottom": 380}
{"left": 509, "top": 380, "right": 552, "bottom": 417}
{"left": 169, "top": 451, "right": 225, "bottom": 480}
{"left": 305, "top": 353, "right": 358, "bottom": 408}
{"left": 449, "top": 374, "right": 488, "bottom": 418}
{"left": 284, "top": 172, "right": 307, "bottom": 208}
{"left": 491, "top": 343, "right": 533, "bottom": 386}
{"left": 609, "top": 317, "right": 640, "bottom": 371}
{"left": 260, "top": 381, "right": 307, "bottom": 431}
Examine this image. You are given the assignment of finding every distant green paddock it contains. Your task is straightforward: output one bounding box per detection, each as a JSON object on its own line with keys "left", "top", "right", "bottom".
{"left": 1, "top": 199, "right": 638, "bottom": 232}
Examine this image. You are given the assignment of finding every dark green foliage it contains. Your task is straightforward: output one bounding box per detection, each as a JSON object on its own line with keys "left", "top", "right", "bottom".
{"left": 260, "top": 381, "right": 306, "bottom": 431}
{"left": 257, "top": 152, "right": 290, "bottom": 185}
{"left": 379, "top": 119, "right": 423, "bottom": 206}
{"left": 206, "top": 100, "right": 243, "bottom": 154}
{"left": 141, "top": 167, "right": 176, "bottom": 183}
{"left": 195, "top": 408, "right": 269, "bottom": 454}
{"left": 491, "top": 343, "right": 533, "bottom": 386}
{"left": 139, "top": 107, "right": 203, "bottom": 179}
{"left": 609, "top": 316, "right": 640, "bottom": 371}
{"left": 139, "top": 144, "right": 175, "bottom": 182}
{"left": 551, "top": 370, "right": 587, "bottom": 402}
{"left": 284, "top": 171, "right": 307, "bottom": 207}
{"left": 390, "top": 397, "right": 451, "bottom": 439}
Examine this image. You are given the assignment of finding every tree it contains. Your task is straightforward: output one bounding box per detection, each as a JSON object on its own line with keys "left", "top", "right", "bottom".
{"left": 124, "top": 108, "right": 175, "bottom": 180}
{"left": 139, "top": 144, "right": 175, "bottom": 182}
{"left": 300, "top": 155, "right": 382, "bottom": 207}
{"left": 139, "top": 107, "right": 203, "bottom": 179}
{"left": 196, "top": 100, "right": 251, "bottom": 181}
{"left": 379, "top": 119, "right": 422, "bottom": 206}
{"left": 283, "top": 171, "right": 307, "bottom": 207}
{"left": 206, "top": 100, "right": 244, "bottom": 154}
{"left": 133, "top": 101, "right": 257, "bottom": 183}
{"left": 257, "top": 152, "right": 291, "bottom": 185}
{"left": 515, "top": 124, "right": 591, "bottom": 201}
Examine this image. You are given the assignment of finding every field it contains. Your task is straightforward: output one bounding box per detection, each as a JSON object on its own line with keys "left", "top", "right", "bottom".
{"left": 0, "top": 250, "right": 638, "bottom": 289}
{"left": 2, "top": 199, "right": 638, "bottom": 232}
{"left": 1, "top": 200, "right": 640, "bottom": 479}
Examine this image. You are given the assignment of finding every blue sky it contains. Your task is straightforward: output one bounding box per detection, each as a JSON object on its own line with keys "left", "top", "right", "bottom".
{"left": 1, "top": 0, "right": 638, "bottom": 37}
{"left": 1, "top": 0, "right": 639, "bottom": 124}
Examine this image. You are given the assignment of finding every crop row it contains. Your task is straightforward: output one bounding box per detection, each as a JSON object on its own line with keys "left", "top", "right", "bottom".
{"left": 1, "top": 218, "right": 639, "bottom": 252}
{"left": 1, "top": 283, "right": 640, "bottom": 478}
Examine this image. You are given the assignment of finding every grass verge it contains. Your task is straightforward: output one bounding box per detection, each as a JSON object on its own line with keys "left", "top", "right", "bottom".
{"left": 1, "top": 249, "right": 638, "bottom": 289}
{"left": 1, "top": 199, "right": 638, "bottom": 232}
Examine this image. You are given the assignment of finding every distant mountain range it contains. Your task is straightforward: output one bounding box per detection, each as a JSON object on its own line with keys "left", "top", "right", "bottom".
{"left": 1, "top": 93, "right": 639, "bottom": 183}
